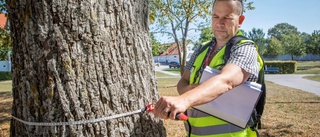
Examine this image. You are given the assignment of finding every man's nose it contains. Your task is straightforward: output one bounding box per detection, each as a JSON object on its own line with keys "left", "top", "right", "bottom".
{"left": 217, "top": 18, "right": 225, "bottom": 25}
{"left": 215, "top": 18, "right": 225, "bottom": 27}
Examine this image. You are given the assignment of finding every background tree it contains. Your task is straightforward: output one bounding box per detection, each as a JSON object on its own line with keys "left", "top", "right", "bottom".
{"left": 306, "top": 30, "right": 320, "bottom": 60}
{"left": 0, "top": 27, "right": 11, "bottom": 60}
{"left": 0, "top": 0, "right": 10, "bottom": 61}
{"left": 247, "top": 28, "right": 266, "bottom": 55}
{"left": 199, "top": 27, "right": 214, "bottom": 44}
{"left": 267, "top": 23, "right": 299, "bottom": 40}
{"left": 7, "top": 0, "right": 166, "bottom": 136}
{"left": 0, "top": 0, "right": 5, "bottom": 13}
{"left": 151, "top": 32, "right": 161, "bottom": 56}
{"left": 149, "top": 0, "right": 213, "bottom": 74}
{"left": 149, "top": 0, "right": 254, "bottom": 74}
{"left": 266, "top": 23, "right": 301, "bottom": 58}
{"left": 265, "top": 36, "right": 283, "bottom": 57}
{"left": 282, "top": 34, "right": 306, "bottom": 60}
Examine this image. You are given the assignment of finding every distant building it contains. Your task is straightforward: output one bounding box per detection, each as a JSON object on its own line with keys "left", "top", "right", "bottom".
{"left": 0, "top": 14, "right": 7, "bottom": 29}
{"left": 0, "top": 13, "right": 11, "bottom": 72}
{"left": 153, "top": 41, "right": 195, "bottom": 64}
{"left": 0, "top": 51, "right": 11, "bottom": 72}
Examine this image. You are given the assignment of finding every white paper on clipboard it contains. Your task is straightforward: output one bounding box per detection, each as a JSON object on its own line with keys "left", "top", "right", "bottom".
{"left": 193, "top": 66, "right": 262, "bottom": 128}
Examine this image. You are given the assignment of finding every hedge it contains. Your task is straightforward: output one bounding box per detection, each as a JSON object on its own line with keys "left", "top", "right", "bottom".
{"left": 0, "top": 72, "right": 12, "bottom": 81}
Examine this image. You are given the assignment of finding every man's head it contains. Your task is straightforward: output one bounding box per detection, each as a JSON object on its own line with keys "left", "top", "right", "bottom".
{"left": 212, "top": 0, "right": 245, "bottom": 43}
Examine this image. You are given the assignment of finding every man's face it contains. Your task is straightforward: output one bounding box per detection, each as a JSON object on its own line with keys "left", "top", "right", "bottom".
{"left": 212, "top": 1, "right": 244, "bottom": 42}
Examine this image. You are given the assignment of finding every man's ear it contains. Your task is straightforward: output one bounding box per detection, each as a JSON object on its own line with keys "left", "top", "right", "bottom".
{"left": 238, "top": 15, "right": 245, "bottom": 27}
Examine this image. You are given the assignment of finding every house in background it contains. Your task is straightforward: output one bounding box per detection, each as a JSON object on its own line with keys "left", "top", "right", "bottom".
{"left": 0, "top": 13, "right": 11, "bottom": 72}
{"left": 0, "top": 13, "right": 7, "bottom": 29}
{"left": 153, "top": 42, "right": 195, "bottom": 64}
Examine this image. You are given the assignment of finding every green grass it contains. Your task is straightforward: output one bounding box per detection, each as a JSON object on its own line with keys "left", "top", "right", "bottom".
{"left": 162, "top": 68, "right": 181, "bottom": 74}
{"left": 295, "top": 61, "right": 320, "bottom": 81}
{"left": 0, "top": 81, "right": 12, "bottom": 92}
{"left": 296, "top": 61, "right": 320, "bottom": 74}
{"left": 156, "top": 71, "right": 180, "bottom": 87}
{"left": 155, "top": 71, "right": 173, "bottom": 77}
{"left": 157, "top": 77, "right": 180, "bottom": 87}
{"left": 303, "top": 75, "right": 320, "bottom": 82}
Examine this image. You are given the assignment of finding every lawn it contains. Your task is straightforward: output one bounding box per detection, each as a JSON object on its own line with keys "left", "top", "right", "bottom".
{"left": 303, "top": 75, "right": 320, "bottom": 82}
{"left": 0, "top": 82, "right": 12, "bottom": 137}
{"left": 296, "top": 61, "right": 320, "bottom": 82}
{"left": 162, "top": 68, "right": 181, "bottom": 74}
{"left": 0, "top": 81, "right": 11, "bottom": 92}
{"left": 296, "top": 61, "right": 320, "bottom": 74}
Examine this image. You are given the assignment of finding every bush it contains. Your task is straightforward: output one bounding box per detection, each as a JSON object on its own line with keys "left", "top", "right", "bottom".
{"left": 0, "top": 72, "right": 12, "bottom": 81}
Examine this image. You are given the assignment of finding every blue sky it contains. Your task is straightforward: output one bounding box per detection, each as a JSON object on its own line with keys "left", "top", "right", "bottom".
{"left": 156, "top": 0, "right": 320, "bottom": 43}
{"left": 241, "top": 0, "right": 320, "bottom": 35}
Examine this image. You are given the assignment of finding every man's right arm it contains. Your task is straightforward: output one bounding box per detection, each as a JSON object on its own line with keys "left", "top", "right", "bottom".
{"left": 177, "top": 70, "right": 198, "bottom": 95}
{"left": 178, "top": 45, "right": 202, "bottom": 95}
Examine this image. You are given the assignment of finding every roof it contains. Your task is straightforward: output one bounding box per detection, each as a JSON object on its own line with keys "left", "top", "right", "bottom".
{"left": 160, "top": 42, "right": 183, "bottom": 56}
{"left": 0, "top": 14, "right": 7, "bottom": 29}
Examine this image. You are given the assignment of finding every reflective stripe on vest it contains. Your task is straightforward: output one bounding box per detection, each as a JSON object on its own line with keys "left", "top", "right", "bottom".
{"left": 186, "top": 109, "right": 243, "bottom": 134}
{"left": 186, "top": 33, "right": 262, "bottom": 137}
{"left": 185, "top": 125, "right": 258, "bottom": 137}
{"left": 185, "top": 123, "right": 244, "bottom": 135}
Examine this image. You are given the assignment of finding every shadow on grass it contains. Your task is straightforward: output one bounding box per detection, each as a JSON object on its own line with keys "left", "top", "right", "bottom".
{"left": 0, "top": 90, "right": 12, "bottom": 125}
{"left": 297, "top": 66, "right": 320, "bottom": 70}
{"left": 0, "top": 91, "right": 12, "bottom": 97}
{"left": 0, "top": 105, "right": 12, "bottom": 126}
{"left": 0, "top": 115, "right": 11, "bottom": 125}
{"left": 163, "top": 68, "right": 180, "bottom": 72}
{"left": 260, "top": 124, "right": 303, "bottom": 137}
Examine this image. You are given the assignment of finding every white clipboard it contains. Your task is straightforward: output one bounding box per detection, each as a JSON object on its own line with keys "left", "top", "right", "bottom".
{"left": 193, "top": 66, "right": 262, "bottom": 128}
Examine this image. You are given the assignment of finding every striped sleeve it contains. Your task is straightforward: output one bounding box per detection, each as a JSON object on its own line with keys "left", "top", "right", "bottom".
{"left": 228, "top": 43, "right": 259, "bottom": 82}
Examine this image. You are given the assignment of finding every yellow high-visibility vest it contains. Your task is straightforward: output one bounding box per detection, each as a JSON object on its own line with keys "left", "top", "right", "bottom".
{"left": 186, "top": 32, "right": 263, "bottom": 137}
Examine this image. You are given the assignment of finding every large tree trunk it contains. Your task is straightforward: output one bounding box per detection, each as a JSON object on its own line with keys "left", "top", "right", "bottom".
{"left": 7, "top": 0, "right": 166, "bottom": 136}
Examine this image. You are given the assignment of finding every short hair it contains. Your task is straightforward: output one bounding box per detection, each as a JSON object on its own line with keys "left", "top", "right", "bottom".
{"left": 213, "top": 0, "right": 244, "bottom": 15}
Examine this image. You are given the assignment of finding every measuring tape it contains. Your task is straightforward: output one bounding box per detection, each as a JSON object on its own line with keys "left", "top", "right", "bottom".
{"left": 11, "top": 104, "right": 188, "bottom": 126}
{"left": 11, "top": 109, "right": 144, "bottom": 126}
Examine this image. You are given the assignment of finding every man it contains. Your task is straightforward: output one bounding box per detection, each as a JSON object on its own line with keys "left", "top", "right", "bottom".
{"left": 154, "top": 0, "right": 261, "bottom": 136}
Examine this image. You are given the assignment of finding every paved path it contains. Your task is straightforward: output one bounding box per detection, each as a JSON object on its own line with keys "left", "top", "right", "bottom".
{"left": 0, "top": 80, "right": 11, "bottom": 84}
{"left": 155, "top": 65, "right": 320, "bottom": 96}
{"left": 265, "top": 74, "right": 320, "bottom": 96}
{"left": 155, "top": 65, "right": 180, "bottom": 77}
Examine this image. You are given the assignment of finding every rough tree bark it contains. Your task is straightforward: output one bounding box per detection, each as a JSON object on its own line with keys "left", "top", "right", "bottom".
{"left": 7, "top": 0, "right": 166, "bottom": 136}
